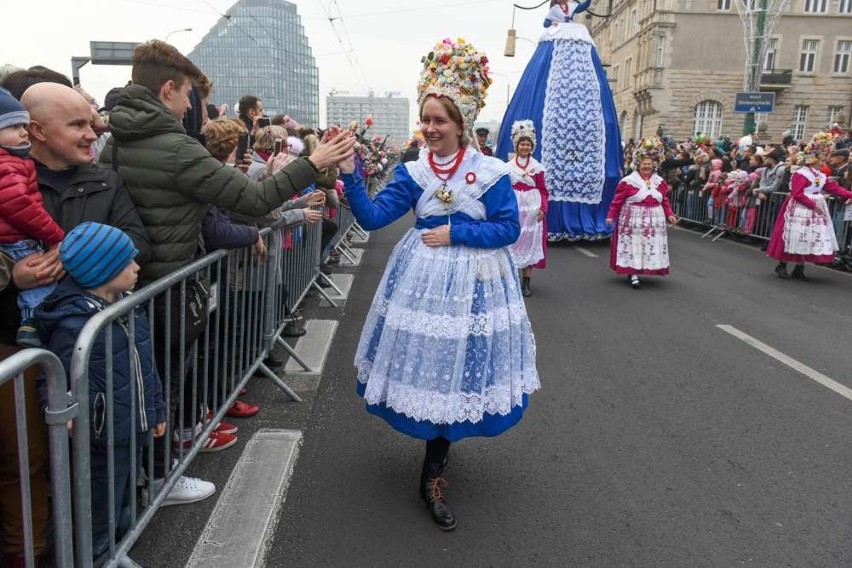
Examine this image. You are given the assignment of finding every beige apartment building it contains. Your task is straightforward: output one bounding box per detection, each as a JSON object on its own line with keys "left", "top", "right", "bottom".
{"left": 588, "top": 0, "right": 852, "bottom": 142}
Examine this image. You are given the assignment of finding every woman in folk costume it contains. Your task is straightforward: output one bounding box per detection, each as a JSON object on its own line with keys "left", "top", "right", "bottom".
{"left": 337, "top": 38, "right": 540, "bottom": 531}
{"left": 496, "top": 0, "right": 623, "bottom": 242}
{"left": 506, "top": 119, "right": 548, "bottom": 297}
{"left": 767, "top": 132, "right": 852, "bottom": 280}
{"left": 606, "top": 137, "right": 678, "bottom": 288}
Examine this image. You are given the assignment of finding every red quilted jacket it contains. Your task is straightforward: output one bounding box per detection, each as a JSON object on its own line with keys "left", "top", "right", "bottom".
{"left": 0, "top": 148, "right": 64, "bottom": 245}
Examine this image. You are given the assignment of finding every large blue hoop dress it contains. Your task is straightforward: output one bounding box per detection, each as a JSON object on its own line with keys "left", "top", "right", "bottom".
{"left": 496, "top": 2, "right": 623, "bottom": 241}
{"left": 341, "top": 148, "right": 540, "bottom": 442}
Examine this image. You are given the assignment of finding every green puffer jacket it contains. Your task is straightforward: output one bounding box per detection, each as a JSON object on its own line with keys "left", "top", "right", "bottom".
{"left": 101, "top": 85, "right": 316, "bottom": 282}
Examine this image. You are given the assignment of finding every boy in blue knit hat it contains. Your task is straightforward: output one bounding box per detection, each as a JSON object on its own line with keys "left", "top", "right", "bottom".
{"left": 0, "top": 86, "right": 66, "bottom": 346}
{"left": 35, "top": 222, "right": 165, "bottom": 558}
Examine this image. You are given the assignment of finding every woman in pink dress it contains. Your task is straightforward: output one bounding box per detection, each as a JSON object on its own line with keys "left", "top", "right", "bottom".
{"left": 606, "top": 138, "right": 677, "bottom": 288}
{"left": 767, "top": 132, "right": 852, "bottom": 280}
{"left": 506, "top": 120, "right": 548, "bottom": 297}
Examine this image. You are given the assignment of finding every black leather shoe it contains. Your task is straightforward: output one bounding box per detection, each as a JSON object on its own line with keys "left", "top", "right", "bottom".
{"left": 774, "top": 263, "right": 789, "bottom": 279}
{"left": 521, "top": 277, "right": 532, "bottom": 298}
{"left": 791, "top": 265, "right": 810, "bottom": 281}
{"left": 264, "top": 355, "right": 284, "bottom": 368}
{"left": 282, "top": 322, "right": 307, "bottom": 337}
{"left": 420, "top": 477, "right": 457, "bottom": 531}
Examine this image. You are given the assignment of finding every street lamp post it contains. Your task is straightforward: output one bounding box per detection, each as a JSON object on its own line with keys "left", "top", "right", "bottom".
{"left": 164, "top": 28, "right": 193, "bottom": 42}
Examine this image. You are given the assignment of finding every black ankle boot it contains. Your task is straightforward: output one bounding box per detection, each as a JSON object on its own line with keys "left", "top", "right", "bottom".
{"left": 521, "top": 276, "right": 532, "bottom": 298}
{"left": 791, "top": 264, "right": 810, "bottom": 281}
{"left": 419, "top": 461, "right": 457, "bottom": 531}
{"left": 774, "top": 262, "right": 789, "bottom": 279}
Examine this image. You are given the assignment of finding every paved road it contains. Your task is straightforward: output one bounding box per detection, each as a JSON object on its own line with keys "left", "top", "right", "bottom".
{"left": 266, "top": 222, "right": 852, "bottom": 568}
{"left": 130, "top": 220, "right": 852, "bottom": 567}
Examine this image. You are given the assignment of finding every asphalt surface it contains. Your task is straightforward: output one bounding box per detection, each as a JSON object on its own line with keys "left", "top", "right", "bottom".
{"left": 135, "top": 221, "right": 852, "bottom": 567}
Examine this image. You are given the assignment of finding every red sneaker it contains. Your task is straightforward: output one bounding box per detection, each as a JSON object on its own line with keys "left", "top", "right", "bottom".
{"left": 227, "top": 400, "right": 260, "bottom": 418}
{"left": 206, "top": 411, "right": 238, "bottom": 435}
{"left": 200, "top": 431, "right": 237, "bottom": 452}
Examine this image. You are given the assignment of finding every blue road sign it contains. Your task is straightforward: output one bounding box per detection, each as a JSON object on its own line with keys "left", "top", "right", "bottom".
{"left": 734, "top": 92, "right": 775, "bottom": 113}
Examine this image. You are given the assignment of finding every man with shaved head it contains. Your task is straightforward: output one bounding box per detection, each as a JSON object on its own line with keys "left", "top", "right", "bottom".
{"left": 0, "top": 83, "right": 148, "bottom": 566}
{"left": 21, "top": 83, "right": 149, "bottom": 263}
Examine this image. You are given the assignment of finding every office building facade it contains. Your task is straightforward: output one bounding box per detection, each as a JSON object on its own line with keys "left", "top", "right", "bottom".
{"left": 189, "top": 0, "right": 319, "bottom": 126}
{"left": 588, "top": 0, "right": 852, "bottom": 142}
{"left": 326, "top": 94, "right": 410, "bottom": 142}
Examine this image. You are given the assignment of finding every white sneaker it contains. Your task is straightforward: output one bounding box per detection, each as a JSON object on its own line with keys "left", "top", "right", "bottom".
{"left": 150, "top": 475, "right": 216, "bottom": 507}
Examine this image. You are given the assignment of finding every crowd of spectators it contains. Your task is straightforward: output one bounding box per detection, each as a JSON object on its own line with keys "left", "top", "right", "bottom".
{"left": 0, "top": 39, "right": 375, "bottom": 566}
{"left": 622, "top": 125, "right": 851, "bottom": 250}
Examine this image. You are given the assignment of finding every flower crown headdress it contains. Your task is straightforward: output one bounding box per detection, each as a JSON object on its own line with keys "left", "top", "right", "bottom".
{"left": 511, "top": 119, "right": 537, "bottom": 152}
{"left": 417, "top": 37, "right": 492, "bottom": 131}
{"left": 804, "top": 131, "right": 837, "bottom": 161}
{"left": 632, "top": 136, "right": 664, "bottom": 168}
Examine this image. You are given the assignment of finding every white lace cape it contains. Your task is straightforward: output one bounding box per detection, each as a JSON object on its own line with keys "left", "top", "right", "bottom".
{"left": 405, "top": 146, "right": 511, "bottom": 219}
{"left": 507, "top": 153, "right": 545, "bottom": 187}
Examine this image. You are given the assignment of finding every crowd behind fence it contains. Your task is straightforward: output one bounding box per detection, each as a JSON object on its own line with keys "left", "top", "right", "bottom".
{"left": 2, "top": 206, "right": 361, "bottom": 567}
{"left": 667, "top": 180, "right": 852, "bottom": 264}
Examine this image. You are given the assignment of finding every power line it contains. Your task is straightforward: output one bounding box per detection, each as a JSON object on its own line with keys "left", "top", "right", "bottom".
{"left": 317, "top": 0, "right": 370, "bottom": 91}
{"left": 330, "top": 0, "right": 371, "bottom": 90}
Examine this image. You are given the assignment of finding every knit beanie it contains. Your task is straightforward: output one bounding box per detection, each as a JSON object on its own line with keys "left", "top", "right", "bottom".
{"left": 0, "top": 87, "right": 29, "bottom": 131}
{"left": 60, "top": 222, "right": 138, "bottom": 289}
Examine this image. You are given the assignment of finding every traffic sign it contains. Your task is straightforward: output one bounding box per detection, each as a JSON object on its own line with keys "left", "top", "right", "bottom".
{"left": 734, "top": 92, "right": 775, "bottom": 113}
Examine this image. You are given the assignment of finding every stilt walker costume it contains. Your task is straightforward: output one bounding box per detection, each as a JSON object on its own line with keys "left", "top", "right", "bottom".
{"left": 339, "top": 38, "right": 540, "bottom": 531}
{"left": 506, "top": 120, "right": 548, "bottom": 297}
{"left": 767, "top": 132, "right": 852, "bottom": 280}
{"left": 606, "top": 137, "right": 677, "bottom": 287}
{"left": 495, "top": 0, "right": 623, "bottom": 241}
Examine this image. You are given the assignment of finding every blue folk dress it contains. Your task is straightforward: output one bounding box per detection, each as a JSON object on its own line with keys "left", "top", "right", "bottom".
{"left": 341, "top": 148, "right": 540, "bottom": 442}
{"left": 496, "top": 3, "right": 623, "bottom": 241}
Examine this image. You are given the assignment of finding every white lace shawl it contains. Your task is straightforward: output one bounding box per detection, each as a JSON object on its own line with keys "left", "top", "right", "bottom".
{"left": 795, "top": 167, "right": 826, "bottom": 195}
{"left": 623, "top": 171, "right": 664, "bottom": 203}
{"left": 405, "top": 146, "right": 511, "bottom": 220}
{"left": 507, "top": 153, "right": 545, "bottom": 187}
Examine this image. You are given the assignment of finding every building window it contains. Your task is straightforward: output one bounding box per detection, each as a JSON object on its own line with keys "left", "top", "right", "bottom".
{"left": 656, "top": 35, "right": 667, "bottom": 67}
{"left": 630, "top": 8, "right": 638, "bottom": 34}
{"left": 755, "top": 112, "right": 769, "bottom": 126}
{"left": 799, "top": 39, "right": 819, "bottom": 72}
{"left": 841, "top": 0, "right": 852, "bottom": 13}
{"left": 826, "top": 105, "right": 844, "bottom": 126}
{"left": 692, "top": 100, "right": 724, "bottom": 139}
{"left": 834, "top": 40, "right": 852, "bottom": 73}
{"left": 791, "top": 105, "right": 809, "bottom": 140}
{"left": 803, "top": 0, "right": 827, "bottom": 12}
{"left": 717, "top": 0, "right": 732, "bottom": 10}
{"left": 763, "top": 38, "right": 778, "bottom": 70}
{"left": 625, "top": 58, "right": 633, "bottom": 87}
{"left": 612, "top": 64, "right": 620, "bottom": 90}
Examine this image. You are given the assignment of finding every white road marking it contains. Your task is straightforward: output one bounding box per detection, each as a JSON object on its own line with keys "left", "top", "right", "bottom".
{"left": 573, "top": 246, "right": 598, "bottom": 258}
{"left": 717, "top": 324, "right": 852, "bottom": 403}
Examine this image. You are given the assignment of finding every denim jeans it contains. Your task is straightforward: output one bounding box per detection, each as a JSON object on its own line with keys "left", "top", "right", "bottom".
{"left": 0, "top": 239, "right": 57, "bottom": 321}
{"left": 90, "top": 440, "right": 144, "bottom": 558}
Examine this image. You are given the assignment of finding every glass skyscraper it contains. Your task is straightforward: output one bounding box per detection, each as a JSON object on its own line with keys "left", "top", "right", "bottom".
{"left": 189, "top": 0, "right": 319, "bottom": 126}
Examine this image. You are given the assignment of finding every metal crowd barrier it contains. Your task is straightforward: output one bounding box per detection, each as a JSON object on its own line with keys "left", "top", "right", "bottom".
{"left": 62, "top": 218, "right": 323, "bottom": 567}
{"left": 667, "top": 182, "right": 852, "bottom": 263}
{"left": 0, "top": 349, "right": 75, "bottom": 568}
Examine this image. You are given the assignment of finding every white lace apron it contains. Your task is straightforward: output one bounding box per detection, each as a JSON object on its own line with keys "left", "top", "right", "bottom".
{"left": 507, "top": 154, "right": 546, "bottom": 268}
{"left": 354, "top": 149, "right": 541, "bottom": 424}
{"left": 615, "top": 173, "right": 670, "bottom": 271}
{"left": 540, "top": 23, "right": 606, "bottom": 204}
{"left": 781, "top": 169, "right": 839, "bottom": 256}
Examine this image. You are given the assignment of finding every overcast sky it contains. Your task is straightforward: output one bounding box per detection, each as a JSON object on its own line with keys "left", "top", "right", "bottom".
{"left": 0, "top": 0, "right": 556, "bottom": 127}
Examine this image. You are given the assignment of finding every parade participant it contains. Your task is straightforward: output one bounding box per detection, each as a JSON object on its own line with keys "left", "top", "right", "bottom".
{"left": 606, "top": 137, "right": 677, "bottom": 288}
{"left": 338, "top": 38, "right": 540, "bottom": 531}
{"left": 475, "top": 127, "right": 492, "bottom": 156}
{"left": 496, "top": 0, "right": 622, "bottom": 242}
{"left": 506, "top": 119, "right": 547, "bottom": 297}
{"left": 766, "top": 132, "right": 852, "bottom": 280}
